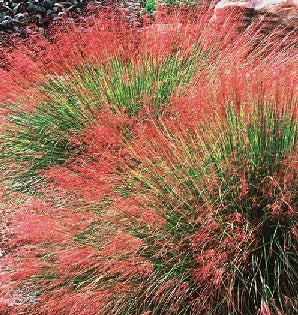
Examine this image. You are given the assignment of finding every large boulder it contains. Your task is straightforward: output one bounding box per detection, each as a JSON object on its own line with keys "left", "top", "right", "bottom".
{"left": 213, "top": 0, "right": 298, "bottom": 31}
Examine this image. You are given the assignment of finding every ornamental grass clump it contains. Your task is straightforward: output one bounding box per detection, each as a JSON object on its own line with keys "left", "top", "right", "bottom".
{"left": 1, "top": 7, "right": 220, "bottom": 192}
{"left": 0, "top": 6, "right": 297, "bottom": 315}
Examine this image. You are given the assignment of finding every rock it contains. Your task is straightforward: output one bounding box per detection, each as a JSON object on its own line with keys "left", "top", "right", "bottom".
{"left": 43, "top": 0, "right": 55, "bottom": 9}
{"left": 12, "top": 3, "right": 21, "bottom": 14}
{"left": 213, "top": 0, "right": 298, "bottom": 31}
{"left": 66, "top": 4, "right": 76, "bottom": 11}
{"left": 58, "top": 10, "right": 66, "bottom": 16}
{"left": 59, "top": 2, "right": 73, "bottom": 8}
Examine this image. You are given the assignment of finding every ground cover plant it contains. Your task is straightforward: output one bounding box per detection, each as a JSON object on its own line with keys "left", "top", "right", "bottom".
{"left": 0, "top": 5, "right": 297, "bottom": 315}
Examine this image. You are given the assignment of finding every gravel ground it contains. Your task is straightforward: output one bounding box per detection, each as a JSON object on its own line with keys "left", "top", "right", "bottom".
{"left": 0, "top": 0, "right": 150, "bottom": 42}
{"left": 0, "top": 0, "right": 90, "bottom": 35}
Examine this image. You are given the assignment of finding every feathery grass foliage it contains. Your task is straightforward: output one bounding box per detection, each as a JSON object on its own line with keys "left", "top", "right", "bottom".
{"left": 0, "top": 6, "right": 297, "bottom": 315}
{"left": 113, "top": 96, "right": 297, "bottom": 313}
{"left": 1, "top": 46, "right": 206, "bottom": 192}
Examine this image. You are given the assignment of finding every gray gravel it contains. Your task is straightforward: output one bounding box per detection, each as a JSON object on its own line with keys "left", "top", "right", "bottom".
{"left": 0, "top": 0, "right": 89, "bottom": 35}
{"left": 0, "top": 0, "right": 152, "bottom": 38}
